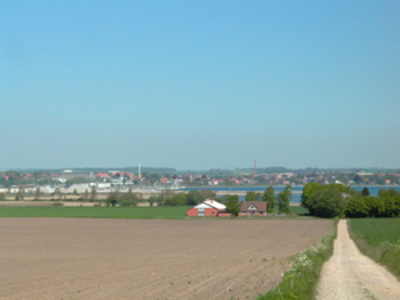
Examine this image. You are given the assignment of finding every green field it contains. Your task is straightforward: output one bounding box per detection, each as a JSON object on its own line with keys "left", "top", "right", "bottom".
{"left": 348, "top": 218, "right": 400, "bottom": 278}
{"left": 0, "top": 206, "right": 191, "bottom": 219}
{"left": 349, "top": 218, "right": 400, "bottom": 246}
{"left": 0, "top": 204, "right": 310, "bottom": 220}
{"left": 288, "top": 205, "right": 309, "bottom": 215}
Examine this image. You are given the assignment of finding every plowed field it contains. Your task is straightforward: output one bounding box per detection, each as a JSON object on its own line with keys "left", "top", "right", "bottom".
{"left": 0, "top": 218, "right": 333, "bottom": 300}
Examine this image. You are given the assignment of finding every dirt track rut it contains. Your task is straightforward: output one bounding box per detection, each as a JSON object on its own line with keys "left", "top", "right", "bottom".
{"left": 317, "top": 220, "right": 400, "bottom": 300}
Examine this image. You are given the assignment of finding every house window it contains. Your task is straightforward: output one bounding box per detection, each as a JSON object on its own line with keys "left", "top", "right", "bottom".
{"left": 241, "top": 212, "right": 246, "bottom": 216}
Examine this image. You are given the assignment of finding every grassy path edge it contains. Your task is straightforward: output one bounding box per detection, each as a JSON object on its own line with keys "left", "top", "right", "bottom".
{"left": 348, "top": 219, "right": 400, "bottom": 280}
{"left": 257, "top": 219, "right": 338, "bottom": 300}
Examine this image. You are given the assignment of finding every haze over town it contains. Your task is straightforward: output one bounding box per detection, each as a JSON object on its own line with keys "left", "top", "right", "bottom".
{"left": 1, "top": 1, "right": 399, "bottom": 170}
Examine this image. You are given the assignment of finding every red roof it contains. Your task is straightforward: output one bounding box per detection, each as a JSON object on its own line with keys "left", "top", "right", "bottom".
{"left": 240, "top": 201, "right": 267, "bottom": 212}
{"left": 95, "top": 173, "right": 110, "bottom": 178}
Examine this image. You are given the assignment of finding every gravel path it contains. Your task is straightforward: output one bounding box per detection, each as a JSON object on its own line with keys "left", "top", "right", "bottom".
{"left": 317, "top": 220, "right": 400, "bottom": 300}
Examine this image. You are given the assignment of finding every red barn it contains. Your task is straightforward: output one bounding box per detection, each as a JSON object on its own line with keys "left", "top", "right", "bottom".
{"left": 187, "top": 200, "right": 226, "bottom": 217}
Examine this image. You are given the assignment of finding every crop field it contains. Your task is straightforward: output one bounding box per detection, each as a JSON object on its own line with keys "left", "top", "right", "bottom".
{"left": 0, "top": 218, "right": 333, "bottom": 300}
{"left": 348, "top": 218, "right": 400, "bottom": 278}
{"left": 0, "top": 205, "right": 310, "bottom": 220}
{"left": 348, "top": 218, "right": 400, "bottom": 246}
{"left": 0, "top": 206, "right": 191, "bottom": 219}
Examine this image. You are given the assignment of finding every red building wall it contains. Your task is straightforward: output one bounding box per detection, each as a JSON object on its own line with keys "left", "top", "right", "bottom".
{"left": 239, "top": 211, "right": 267, "bottom": 217}
{"left": 186, "top": 207, "right": 219, "bottom": 217}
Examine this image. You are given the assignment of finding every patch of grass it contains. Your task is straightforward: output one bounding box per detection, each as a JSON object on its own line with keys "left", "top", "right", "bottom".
{"left": 288, "top": 206, "right": 310, "bottom": 215}
{"left": 257, "top": 219, "right": 338, "bottom": 300}
{"left": 348, "top": 218, "right": 400, "bottom": 279}
{"left": 0, "top": 206, "right": 191, "bottom": 219}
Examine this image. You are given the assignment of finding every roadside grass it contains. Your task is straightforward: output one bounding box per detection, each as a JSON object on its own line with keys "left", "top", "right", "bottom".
{"left": 0, "top": 206, "right": 191, "bottom": 219}
{"left": 257, "top": 219, "right": 338, "bottom": 300}
{"left": 348, "top": 218, "right": 400, "bottom": 279}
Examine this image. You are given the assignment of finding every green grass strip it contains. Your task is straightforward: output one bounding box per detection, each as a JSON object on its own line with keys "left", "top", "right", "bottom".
{"left": 348, "top": 218, "right": 400, "bottom": 279}
{"left": 0, "top": 206, "right": 191, "bottom": 219}
{"left": 257, "top": 219, "right": 338, "bottom": 300}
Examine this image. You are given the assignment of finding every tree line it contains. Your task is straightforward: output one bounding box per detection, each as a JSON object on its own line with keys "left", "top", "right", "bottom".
{"left": 301, "top": 182, "right": 400, "bottom": 218}
{"left": 102, "top": 186, "right": 293, "bottom": 217}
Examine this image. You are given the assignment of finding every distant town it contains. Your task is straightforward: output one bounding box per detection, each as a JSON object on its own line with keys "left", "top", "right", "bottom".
{"left": 1, "top": 166, "right": 399, "bottom": 194}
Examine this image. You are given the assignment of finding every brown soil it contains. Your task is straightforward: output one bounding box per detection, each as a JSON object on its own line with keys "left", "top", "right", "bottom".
{"left": 317, "top": 220, "right": 400, "bottom": 300}
{"left": 0, "top": 218, "right": 333, "bottom": 300}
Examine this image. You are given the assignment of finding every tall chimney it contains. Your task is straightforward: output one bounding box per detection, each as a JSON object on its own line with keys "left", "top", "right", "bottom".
{"left": 254, "top": 159, "right": 257, "bottom": 177}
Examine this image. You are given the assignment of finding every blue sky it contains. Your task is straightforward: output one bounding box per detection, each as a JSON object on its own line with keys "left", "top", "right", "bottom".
{"left": 1, "top": 1, "right": 399, "bottom": 170}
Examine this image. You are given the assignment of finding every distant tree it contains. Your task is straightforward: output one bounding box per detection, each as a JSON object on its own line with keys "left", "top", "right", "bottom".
{"left": 15, "top": 187, "right": 25, "bottom": 201}
{"left": 82, "top": 189, "right": 89, "bottom": 201}
{"left": 148, "top": 195, "right": 162, "bottom": 207}
{"left": 245, "top": 191, "right": 259, "bottom": 202}
{"left": 163, "top": 193, "right": 187, "bottom": 206}
{"left": 301, "top": 182, "right": 321, "bottom": 214}
{"left": 34, "top": 187, "right": 41, "bottom": 200}
{"left": 106, "top": 193, "right": 118, "bottom": 207}
{"left": 217, "top": 195, "right": 229, "bottom": 205}
{"left": 186, "top": 190, "right": 205, "bottom": 206}
{"left": 277, "top": 185, "right": 292, "bottom": 214}
{"left": 0, "top": 192, "right": 5, "bottom": 201}
{"left": 311, "top": 187, "right": 346, "bottom": 218}
{"left": 345, "top": 196, "right": 369, "bottom": 218}
{"left": 119, "top": 189, "right": 138, "bottom": 206}
{"left": 54, "top": 187, "right": 61, "bottom": 199}
{"left": 226, "top": 195, "right": 241, "bottom": 217}
{"left": 90, "top": 187, "right": 97, "bottom": 202}
{"left": 365, "top": 196, "right": 385, "bottom": 218}
{"left": 72, "top": 189, "right": 78, "bottom": 196}
{"left": 199, "top": 189, "right": 217, "bottom": 200}
{"left": 361, "top": 187, "right": 370, "bottom": 197}
{"left": 263, "top": 186, "right": 276, "bottom": 213}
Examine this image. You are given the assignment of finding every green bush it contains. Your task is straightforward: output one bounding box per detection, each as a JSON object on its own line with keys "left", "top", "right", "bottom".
{"left": 119, "top": 199, "right": 137, "bottom": 207}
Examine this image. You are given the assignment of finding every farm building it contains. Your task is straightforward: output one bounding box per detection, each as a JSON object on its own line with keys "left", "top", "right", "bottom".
{"left": 239, "top": 201, "right": 267, "bottom": 217}
{"left": 186, "top": 200, "right": 226, "bottom": 217}
{"left": 187, "top": 200, "right": 268, "bottom": 217}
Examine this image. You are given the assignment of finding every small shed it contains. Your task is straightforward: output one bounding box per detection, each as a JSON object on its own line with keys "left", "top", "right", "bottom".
{"left": 187, "top": 200, "right": 226, "bottom": 217}
{"left": 239, "top": 201, "right": 267, "bottom": 217}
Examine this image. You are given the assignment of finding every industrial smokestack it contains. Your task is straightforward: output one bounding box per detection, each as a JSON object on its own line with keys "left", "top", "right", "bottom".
{"left": 254, "top": 159, "right": 257, "bottom": 177}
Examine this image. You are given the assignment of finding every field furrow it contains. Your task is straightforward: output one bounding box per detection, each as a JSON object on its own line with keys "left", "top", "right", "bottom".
{"left": 0, "top": 218, "right": 333, "bottom": 300}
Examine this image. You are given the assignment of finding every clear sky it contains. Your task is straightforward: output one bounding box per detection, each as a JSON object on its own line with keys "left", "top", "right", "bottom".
{"left": 1, "top": 1, "right": 399, "bottom": 170}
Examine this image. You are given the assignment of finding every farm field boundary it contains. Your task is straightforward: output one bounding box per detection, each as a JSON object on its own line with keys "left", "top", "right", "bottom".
{"left": 0, "top": 206, "right": 191, "bottom": 219}
{"left": 348, "top": 218, "right": 400, "bottom": 279}
{"left": 257, "top": 219, "right": 338, "bottom": 300}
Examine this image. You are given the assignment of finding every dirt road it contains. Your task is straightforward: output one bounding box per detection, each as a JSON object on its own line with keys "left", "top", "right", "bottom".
{"left": 317, "top": 220, "right": 400, "bottom": 300}
{"left": 0, "top": 218, "right": 332, "bottom": 300}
